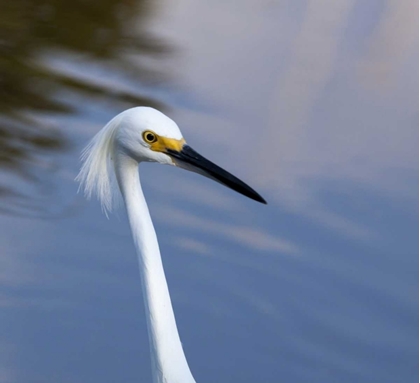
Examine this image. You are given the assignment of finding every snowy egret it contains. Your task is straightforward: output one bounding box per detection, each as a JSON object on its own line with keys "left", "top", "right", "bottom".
{"left": 76, "top": 107, "right": 266, "bottom": 383}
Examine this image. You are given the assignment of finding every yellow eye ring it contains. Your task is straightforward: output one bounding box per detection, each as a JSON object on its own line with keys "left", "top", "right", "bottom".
{"left": 143, "top": 131, "right": 158, "bottom": 144}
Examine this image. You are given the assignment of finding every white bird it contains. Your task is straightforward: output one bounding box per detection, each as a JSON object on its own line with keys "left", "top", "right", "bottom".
{"left": 76, "top": 107, "right": 266, "bottom": 383}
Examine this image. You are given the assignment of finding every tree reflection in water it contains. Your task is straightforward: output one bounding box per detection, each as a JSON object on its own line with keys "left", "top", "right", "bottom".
{"left": 0, "top": 0, "right": 169, "bottom": 214}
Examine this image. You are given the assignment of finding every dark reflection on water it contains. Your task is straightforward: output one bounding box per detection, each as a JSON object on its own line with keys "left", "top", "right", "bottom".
{"left": 0, "top": 0, "right": 169, "bottom": 212}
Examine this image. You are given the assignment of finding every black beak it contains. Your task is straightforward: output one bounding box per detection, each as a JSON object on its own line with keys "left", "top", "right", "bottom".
{"left": 166, "top": 145, "right": 267, "bottom": 204}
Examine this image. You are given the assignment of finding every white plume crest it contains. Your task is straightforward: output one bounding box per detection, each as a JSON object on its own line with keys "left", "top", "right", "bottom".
{"left": 76, "top": 114, "right": 123, "bottom": 215}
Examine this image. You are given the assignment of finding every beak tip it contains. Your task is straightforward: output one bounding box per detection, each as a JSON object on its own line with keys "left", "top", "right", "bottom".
{"left": 254, "top": 194, "right": 267, "bottom": 205}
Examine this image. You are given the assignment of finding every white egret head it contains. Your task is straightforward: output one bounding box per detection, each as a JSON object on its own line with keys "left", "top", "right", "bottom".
{"left": 77, "top": 107, "right": 266, "bottom": 214}
{"left": 114, "top": 107, "right": 184, "bottom": 165}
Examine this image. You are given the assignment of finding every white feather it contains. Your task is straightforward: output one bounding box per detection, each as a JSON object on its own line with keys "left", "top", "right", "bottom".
{"left": 75, "top": 113, "right": 123, "bottom": 215}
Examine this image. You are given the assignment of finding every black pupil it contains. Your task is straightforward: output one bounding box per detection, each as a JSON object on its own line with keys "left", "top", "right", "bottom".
{"left": 146, "top": 133, "right": 155, "bottom": 142}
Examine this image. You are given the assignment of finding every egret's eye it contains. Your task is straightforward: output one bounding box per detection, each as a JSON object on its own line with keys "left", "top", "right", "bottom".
{"left": 143, "top": 131, "right": 157, "bottom": 144}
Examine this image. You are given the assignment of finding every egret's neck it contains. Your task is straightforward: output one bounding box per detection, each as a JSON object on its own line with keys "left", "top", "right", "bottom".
{"left": 114, "top": 154, "right": 195, "bottom": 383}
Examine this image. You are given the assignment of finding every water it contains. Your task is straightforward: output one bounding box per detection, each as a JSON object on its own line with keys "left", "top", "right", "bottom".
{"left": 0, "top": 1, "right": 418, "bottom": 382}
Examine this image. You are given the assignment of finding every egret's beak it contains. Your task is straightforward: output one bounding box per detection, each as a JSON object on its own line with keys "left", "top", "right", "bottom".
{"left": 166, "top": 145, "right": 267, "bottom": 204}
